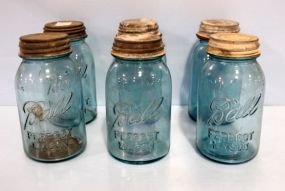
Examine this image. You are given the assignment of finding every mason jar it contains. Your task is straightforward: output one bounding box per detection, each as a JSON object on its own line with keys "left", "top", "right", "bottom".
{"left": 197, "top": 33, "right": 265, "bottom": 163}
{"left": 106, "top": 28, "right": 172, "bottom": 164}
{"left": 15, "top": 33, "right": 86, "bottom": 162}
{"left": 188, "top": 19, "right": 240, "bottom": 121}
{"left": 44, "top": 21, "right": 97, "bottom": 123}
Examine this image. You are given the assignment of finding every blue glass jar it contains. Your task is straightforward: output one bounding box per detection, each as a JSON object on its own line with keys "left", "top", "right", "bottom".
{"left": 44, "top": 21, "right": 97, "bottom": 123}
{"left": 106, "top": 31, "right": 172, "bottom": 164}
{"left": 188, "top": 40, "right": 208, "bottom": 120}
{"left": 69, "top": 38, "right": 97, "bottom": 123}
{"left": 15, "top": 33, "right": 86, "bottom": 162}
{"left": 197, "top": 33, "right": 265, "bottom": 163}
{"left": 188, "top": 19, "right": 240, "bottom": 121}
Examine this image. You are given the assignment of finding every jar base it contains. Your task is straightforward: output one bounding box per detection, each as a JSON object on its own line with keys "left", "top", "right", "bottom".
{"left": 85, "top": 109, "right": 97, "bottom": 124}
{"left": 24, "top": 138, "right": 86, "bottom": 163}
{"left": 196, "top": 141, "right": 258, "bottom": 164}
{"left": 188, "top": 105, "right": 197, "bottom": 121}
{"left": 110, "top": 152, "right": 168, "bottom": 165}
{"left": 188, "top": 111, "right": 197, "bottom": 121}
{"left": 108, "top": 140, "right": 169, "bottom": 164}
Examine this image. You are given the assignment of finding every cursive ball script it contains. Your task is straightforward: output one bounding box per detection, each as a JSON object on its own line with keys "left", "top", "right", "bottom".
{"left": 112, "top": 97, "right": 164, "bottom": 128}
{"left": 207, "top": 94, "right": 262, "bottom": 126}
{"left": 23, "top": 93, "right": 73, "bottom": 130}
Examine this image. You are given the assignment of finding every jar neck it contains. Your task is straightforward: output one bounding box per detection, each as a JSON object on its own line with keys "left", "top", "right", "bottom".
{"left": 199, "top": 38, "right": 209, "bottom": 44}
{"left": 22, "top": 53, "right": 71, "bottom": 62}
{"left": 209, "top": 54, "right": 258, "bottom": 62}
{"left": 70, "top": 37, "right": 86, "bottom": 44}
{"left": 113, "top": 55, "right": 165, "bottom": 64}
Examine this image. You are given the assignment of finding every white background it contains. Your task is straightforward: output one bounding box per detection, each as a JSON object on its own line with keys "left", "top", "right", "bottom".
{"left": 1, "top": 0, "right": 284, "bottom": 106}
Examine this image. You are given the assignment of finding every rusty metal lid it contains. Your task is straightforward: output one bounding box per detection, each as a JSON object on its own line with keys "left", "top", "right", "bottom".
{"left": 112, "top": 18, "right": 165, "bottom": 59}
{"left": 196, "top": 19, "right": 240, "bottom": 40}
{"left": 112, "top": 33, "right": 165, "bottom": 59}
{"left": 44, "top": 21, "right": 87, "bottom": 40}
{"left": 207, "top": 33, "right": 260, "bottom": 58}
{"left": 118, "top": 18, "right": 161, "bottom": 36}
{"left": 19, "top": 33, "right": 72, "bottom": 58}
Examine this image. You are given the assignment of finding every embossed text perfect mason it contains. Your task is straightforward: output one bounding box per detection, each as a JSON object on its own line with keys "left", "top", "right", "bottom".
{"left": 197, "top": 33, "right": 265, "bottom": 164}
{"left": 106, "top": 18, "right": 172, "bottom": 164}
{"left": 44, "top": 21, "right": 97, "bottom": 124}
{"left": 15, "top": 33, "right": 87, "bottom": 162}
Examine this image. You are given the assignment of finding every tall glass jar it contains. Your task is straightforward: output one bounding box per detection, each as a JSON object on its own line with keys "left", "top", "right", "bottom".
{"left": 44, "top": 21, "right": 97, "bottom": 123}
{"left": 106, "top": 28, "right": 172, "bottom": 164}
{"left": 188, "top": 19, "right": 240, "bottom": 121}
{"left": 15, "top": 33, "right": 86, "bottom": 162}
{"left": 197, "top": 33, "right": 265, "bottom": 164}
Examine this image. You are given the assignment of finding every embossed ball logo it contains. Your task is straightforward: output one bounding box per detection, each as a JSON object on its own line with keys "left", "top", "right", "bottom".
{"left": 207, "top": 94, "right": 262, "bottom": 126}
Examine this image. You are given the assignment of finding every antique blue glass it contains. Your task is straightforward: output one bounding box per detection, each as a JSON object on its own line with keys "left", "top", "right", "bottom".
{"left": 69, "top": 38, "right": 97, "bottom": 123}
{"left": 197, "top": 55, "right": 265, "bottom": 163}
{"left": 106, "top": 56, "right": 172, "bottom": 164}
{"left": 188, "top": 39, "right": 208, "bottom": 121}
{"left": 15, "top": 55, "right": 87, "bottom": 162}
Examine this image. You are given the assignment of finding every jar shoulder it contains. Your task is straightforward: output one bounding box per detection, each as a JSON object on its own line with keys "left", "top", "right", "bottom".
{"left": 106, "top": 60, "right": 172, "bottom": 90}
{"left": 202, "top": 59, "right": 265, "bottom": 82}
{"left": 71, "top": 41, "right": 93, "bottom": 57}
{"left": 192, "top": 40, "right": 208, "bottom": 54}
{"left": 70, "top": 41, "right": 95, "bottom": 67}
{"left": 190, "top": 40, "right": 208, "bottom": 64}
{"left": 107, "top": 59, "right": 171, "bottom": 78}
{"left": 15, "top": 58, "right": 77, "bottom": 83}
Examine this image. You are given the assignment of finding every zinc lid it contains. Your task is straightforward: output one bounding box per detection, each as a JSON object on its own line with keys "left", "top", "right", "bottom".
{"left": 44, "top": 21, "right": 87, "bottom": 40}
{"left": 112, "top": 33, "right": 165, "bottom": 59}
{"left": 19, "top": 33, "right": 72, "bottom": 58}
{"left": 207, "top": 33, "right": 261, "bottom": 58}
{"left": 118, "top": 18, "right": 161, "bottom": 36}
{"left": 196, "top": 19, "right": 240, "bottom": 40}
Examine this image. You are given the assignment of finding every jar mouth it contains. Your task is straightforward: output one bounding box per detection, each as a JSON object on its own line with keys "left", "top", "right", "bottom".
{"left": 207, "top": 50, "right": 260, "bottom": 59}
{"left": 112, "top": 54, "right": 165, "bottom": 61}
{"left": 111, "top": 51, "right": 165, "bottom": 60}
{"left": 196, "top": 32, "right": 210, "bottom": 41}
{"left": 19, "top": 50, "right": 72, "bottom": 59}
{"left": 70, "top": 36, "right": 86, "bottom": 42}
{"left": 209, "top": 54, "right": 258, "bottom": 61}
{"left": 21, "top": 52, "right": 71, "bottom": 60}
